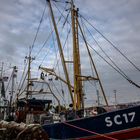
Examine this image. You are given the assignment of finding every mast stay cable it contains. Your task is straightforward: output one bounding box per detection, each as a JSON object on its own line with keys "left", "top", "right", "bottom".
{"left": 49, "top": 1, "right": 72, "bottom": 106}
{"left": 87, "top": 41, "right": 140, "bottom": 88}
{"left": 79, "top": 16, "right": 140, "bottom": 89}
{"left": 54, "top": 2, "right": 140, "bottom": 89}
{"left": 81, "top": 18, "right": 130, "bottom": 80}
{"left": 16, "top": 3, "right": 47, "bottom": 99}
{"left": 80, "top": 14, "right": 140, "bottom": 73}
{"left": 36, "top": 1, "right": 69, "bottom": 65}
{"left": 49, "top": 11, "right": 68, "bottom": 106}
{"left": 30, "top": 3, "right": 47, "bottom": 54}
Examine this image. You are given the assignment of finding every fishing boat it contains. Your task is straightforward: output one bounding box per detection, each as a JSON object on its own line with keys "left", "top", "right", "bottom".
{"left": 4, "top": 0, "right": 140, "bottom": 139}
{"left": 0, "top": 63, "right": 18, "bottom": 121}
{"left": 40, "top": 0, "right": 140, "bottom": 139}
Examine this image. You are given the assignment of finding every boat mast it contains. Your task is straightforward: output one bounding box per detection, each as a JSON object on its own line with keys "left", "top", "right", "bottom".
{"left": 0, "top": 62, "right": 4, "bottom": 96}
{"left": 78, "top": 20, "right": 109, "bottom": 106}
{"left": 47, "top": 0, "right": 74, "bottom": 106}
{"left": 0, "top": 62, "right": 4, "bottom": 112}
{"left": 71, "top": 0, "right": 83, "bottom": 110}
{"left": 25, "top": 48, "right": 35, "bottom": 99}
{"left": 9, "top": 66, "right": 17, "bottom": 112}
{"left": 26, "top": 55, "right": 31, "bottom": 98}
{"left": 0, "top": 62, "right": 4, "bottom": 79}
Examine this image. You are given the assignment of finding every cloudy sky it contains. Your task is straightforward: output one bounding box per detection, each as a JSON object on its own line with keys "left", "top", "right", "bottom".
{"left": 0, "top": 0, "right": 140, "bottom": 106}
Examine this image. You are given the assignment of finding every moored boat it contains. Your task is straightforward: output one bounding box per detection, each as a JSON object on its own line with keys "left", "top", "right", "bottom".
{"left": 42, "top": 105, "right": 140, "bottom": 139}
{"left": 40, "top": 0, "right": 140, "bottom": 139}
{"left": 1, "top": 0, "right": 140, "bottom": 140}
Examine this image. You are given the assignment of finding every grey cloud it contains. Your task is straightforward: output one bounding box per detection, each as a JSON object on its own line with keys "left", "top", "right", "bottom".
{"left": 0, "top": 0, "right": 140, "bottom": 105}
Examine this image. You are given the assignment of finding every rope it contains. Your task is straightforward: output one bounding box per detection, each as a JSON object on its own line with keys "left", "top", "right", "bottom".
{"left": 79, "top": 18, "right": 140, "bottom": 89}
{"left": 51, "top": 81, "right": 67, "bottom": 105}
{"left": 87, "top": 40, "right": 140, "bottom": 88}
{"left": 16, "top": 4, "right": 47, "bottom": 97}
{"left": 34, "top": 6, "right": 64, "bottom": 60}
{"left": 17, "top": 72, "right": 28, "bottom": 97}
{"left": 48, "top": 10, "right": 66, "bottom": 106}
{"left": 37, "top": 1, "right": 68, "bottom": 65}
{"left": 30, "top": 3, "right": 47, "bottom": 54}
{"left": 52, "top": 3, "right": 140, "bottom": 89}
{"left": 17, "top": 61, "right": 28, "bottom": 91}
{"left": 52, "top": 1, "right": 71, "bottom": 70}
{"left": 54, "top": 27, "right": 71, "bottom": 69}
{"left": 5, "top": 71, "right": 12, "bottom": 93}
{"left": 80, "top": 14, "right": 140, "bottom": 73}
{"left": 81, "top": 18, "right": 130, "bottom": 80}
{"left": 63, "top": 122, "right": 118, "bottom": 140}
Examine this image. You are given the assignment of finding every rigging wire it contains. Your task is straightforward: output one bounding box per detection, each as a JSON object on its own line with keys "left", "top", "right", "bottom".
{"left": 80, "top": 17, "right": 140, "bottom": 88}
{"left": 80, "top": 17, "right": 101, "bottom": 103}
{"left": 40, "top": 49, "right": 51, "bottom": 66}
{"left": 80, "top": 16, "right": 95, "bottom": 77}
{"left": 16, "top": 3, "right": 47, "bottom": 98}
{"left": 49, "top": 1, "right": 72, "bottom": 106}
{"left": 79, "top": 16, "right": 140, "bottom": 88}
{"left": 27, "top": 3, "right": 48, "bottom": 75}
{"left": 30, "top": 3, "right": 47, "bottom": 54}
{"left": 17, "top": 72, "right": 28, "bottom": 97}
{"left": 48, "top": 0, "right": 73, "bottom": 106}
{"left": 34, "top": 30, "right": 53, "bottom": 60}
{"left": 17, "top": 86, "right": 27, "bottom": 98}
{"left": 49, "top": 13, "right": 65, "bottom": 104}
{"left": 52, "top": 1, "right": 71, "bottom": 70}
{"left": 51, "top": 81, "right": 67, "bottom": 106}
{"left": 54, "top": 2, "right": 140, "bottom": 89}
{"left": 17, "top": 61, "right": 28, "bottom": 91}
{"left": 81, "top": 18, "right": 130, "bottom": 80}
{"left": 5, "top": 71, "right": 12, "bottom": 93}
{"left": 53, "top": 2, "right": 107, "bottom": 105}
{"left": 79, "top": 14, "right": 140, "bottom": 73}
{"left": 34, "top": 8, "right": 64, "bottom": 60}
{"left": 62, "top": 9, "right": 70, "bottom": 29}
{"left": 49, "top": 10, "right": 58, "bottom": 68}
{"left": 52, "top": 1, "right": 70, "bottom": 25}
{"left": 53, "top": 27, "right": 71, "bottom": 105}
{"left": 86, "top": 40, "right": 140, "bottom": 88}
{"left": 15, "top": 0, "right": 69, "bottom": 101}
{"left": 37, "top": 1, "right": 69, "bottom": 66}
{"left": 54, "top": 27, "right": 71, "bottom": 69}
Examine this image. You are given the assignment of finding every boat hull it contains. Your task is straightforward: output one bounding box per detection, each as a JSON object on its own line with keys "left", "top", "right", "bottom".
{"left": 42, "top": 105, "right": 140, "bottom": 140}
{"left": 80, "top": 127, "right": 140, "bottom": 140}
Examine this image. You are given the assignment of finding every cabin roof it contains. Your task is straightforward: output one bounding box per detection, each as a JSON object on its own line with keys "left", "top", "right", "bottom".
{"left": 17, "top": 98, "right": 52, "bottom": 107}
